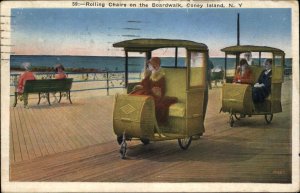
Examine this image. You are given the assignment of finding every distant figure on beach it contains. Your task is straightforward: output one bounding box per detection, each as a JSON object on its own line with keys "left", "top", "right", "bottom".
{"left": 252, "top": 59, "right": 272, "bottom": 103}
{"left": 207, "top": 59, "right": 214, "bottom": 89}
{"left": 244, "top": 52, "right": 254, "bottom": 66}
{"left": 233, "top": 59, "right": 253, "bottom": 84}
{"left": 54, "top": 64, "right": 67, "bottom": 79}
{"left": 130, "top": 57, "right": 177, "bottom": 124}
{"left": 17, "top": 62, "right": 36, "bottom": 93}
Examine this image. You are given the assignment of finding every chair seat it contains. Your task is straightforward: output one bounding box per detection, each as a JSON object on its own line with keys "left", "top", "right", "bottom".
{"left": 169, "top": 102, "right": 186, "bottom": 117}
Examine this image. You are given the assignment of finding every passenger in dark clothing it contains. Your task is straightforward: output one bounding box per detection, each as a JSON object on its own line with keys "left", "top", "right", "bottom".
{"left": 252, "top": 59, "right": 272, "bottom": 103}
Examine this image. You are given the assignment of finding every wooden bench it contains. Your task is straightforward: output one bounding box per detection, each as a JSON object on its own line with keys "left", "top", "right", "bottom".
{"left": 13, "top": 78, "right": 73, "bottom": 107}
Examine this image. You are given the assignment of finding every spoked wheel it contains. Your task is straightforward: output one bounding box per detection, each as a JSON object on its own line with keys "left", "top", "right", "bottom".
{"left": 140, "top": 138, "right": 150, "bottom": 145}
{"left": 265, "top": 114, "right": 273, "bottom": 124}
{"left": 120, "top": 141, "right": 127, "bottom": 159}
{"left": 229, "top": 115, "right": 234, "bottom": 127}
{"left": 119, "top": 132, "right": 127, "bottom": 159}
{"left": 117, "top": 136, "right": 123, "bottom": 145}
{"left": 178, "top": 137, "right": 192, "bottom": 150}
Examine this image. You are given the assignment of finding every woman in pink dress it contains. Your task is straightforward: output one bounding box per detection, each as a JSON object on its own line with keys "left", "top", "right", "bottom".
{"left": 16, "top": 62, "right": 36, "bottom": 108}
{"left": 131, "top": 57, "right": 177, "bottom": 124}
{"left": 17, "top": 62, "right": 36, "bottom": 94}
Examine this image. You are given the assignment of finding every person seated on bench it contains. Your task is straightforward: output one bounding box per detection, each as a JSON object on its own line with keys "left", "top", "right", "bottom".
{"left": 52, "top": 63, "right": 67, "bottom": 103}
{"left": 54, "top": 63, "right": 67, "bottom": 79}
{"left": 233, "top": 59, "right": 254, "bottom": 85}
{"left": 17, "top": 62, "right": 36, "bottom": 94}
{"left": 252, "top": 59, "right": 272, "bottom": 103}
{"left": 131, "top": 57, "right": 177, "bottom": 124}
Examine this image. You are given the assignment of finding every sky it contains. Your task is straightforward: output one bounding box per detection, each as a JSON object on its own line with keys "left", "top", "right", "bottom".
{"left": 11, "top": 8, "right": 292, "bottom": 57}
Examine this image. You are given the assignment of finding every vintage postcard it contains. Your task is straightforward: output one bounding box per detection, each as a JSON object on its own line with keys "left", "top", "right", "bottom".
{"left": 1, "top": 0, "right": 299, "bottom": 192}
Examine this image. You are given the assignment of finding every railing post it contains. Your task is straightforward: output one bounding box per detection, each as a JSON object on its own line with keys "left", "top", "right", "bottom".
{"left": 106, "top": 71, "right": 109, "bottom": 96}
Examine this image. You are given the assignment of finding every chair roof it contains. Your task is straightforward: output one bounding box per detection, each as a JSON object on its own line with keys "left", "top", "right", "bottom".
{"left": 113, "top": 38, "right": 208, "bottom": 52}
{"left": 221, "top": 45, "right": 284, "bottom": 54}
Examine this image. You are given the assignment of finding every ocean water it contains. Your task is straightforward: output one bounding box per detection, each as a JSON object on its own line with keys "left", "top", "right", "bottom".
{"left": 10, "top": 55, "right": 293, "bottom": 72}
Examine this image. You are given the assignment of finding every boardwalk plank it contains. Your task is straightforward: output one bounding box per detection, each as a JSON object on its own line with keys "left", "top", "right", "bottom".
{"left": 46, "top": 106, "right": 77, "bottom": 151}
{"left": 29, "top": 107, "right": 56, "bottom": 155}
{"left": 39, "top": 105, "right": 73, "bottom": 153}
{"left": 10, "top": 110, "right": 16, "bottom": 163}
{"left": 26, "top": 107, "right": 49, "bottom": 157}
{"left": 19, "top": 106, "right": 38, "bottom": 159}
{"left": 14, "top": 108, "right": 29, "bottom": 161}
{"left": 21, "top": 107, "right": 43, "bottom": 158}
{"left": 9, "top": 80, "right": 292, "bottom": 182}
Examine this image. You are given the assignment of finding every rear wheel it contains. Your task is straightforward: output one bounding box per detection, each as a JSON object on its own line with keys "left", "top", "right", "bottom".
{"left": 178, "top": 137, "right": 192, "bottom": 150}
{"left": 140, "top": 138, "right": 150, "bottom": 145}
{"left": 229, "top": 115, "right": 234, "bottom": 127}
{"left": 265, "top": 114, "right": 273, "bottom": 124}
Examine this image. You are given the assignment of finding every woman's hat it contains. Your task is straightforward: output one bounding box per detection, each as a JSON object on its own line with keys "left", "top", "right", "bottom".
{"left": 54, "top": 63, "right": 65, "bottom": 71}
{"left": 147, "top": 57, "right": 161, "bottom": 66}
{"left": 239, "top": 59, "right": 248, "bottom": 66}
{"left": 22, "top": 62, "right": 32, "bottom": 71}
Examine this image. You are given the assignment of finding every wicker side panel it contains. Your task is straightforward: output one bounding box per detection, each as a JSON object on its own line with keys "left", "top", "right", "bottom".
{"left": 140, "top": 98, "right": 156, "bottom": 138}
{"left": 186, "top": 117, "right": 204, "bottom": 136}
{"left": 168, "top": 117, "right": 186, "bottom": 135}
{"left": 250, "top": 66, "right": 264, "bottom": 83}
{"left": 163, "top": 68, "right": 187, "bottom": 103}
{"left": 222, "top": 83, "right": 253, "bottom": 114}
{"left": 271, "top": 83, "right": 282, "bottom": 113}
{"left": 113, "top": 94, "right": 155, "bottom": 138}
{"left": 273, "top": 66, "right": 283, "bottom": 83}
{"left": 186, "top": 89, "right": 205, "bottom": 135}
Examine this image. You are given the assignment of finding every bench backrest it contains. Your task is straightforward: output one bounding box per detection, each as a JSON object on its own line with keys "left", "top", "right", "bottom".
{"left": 162, "top": 68, "right": 187, "bottom": 103}
{"left": 24, "top": 78, "right": 73, "bottom": 93}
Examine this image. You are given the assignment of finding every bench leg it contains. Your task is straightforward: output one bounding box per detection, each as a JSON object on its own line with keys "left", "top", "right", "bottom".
{"left": 37, "top": 92, "right": 41, "bottom": 105}
{"left": 47, "top": 93, "right": 51, "bottom": 105}
{"left": 58, "top": 92, "right": 62, "bottom": 103}
{"left": 23, "top": 93, "right": 29, "bottom": 108}
{"left": 13, "top": 92, "right": 18, "bottom": 107}
{"left": 68, "top": 91, "right": 72, "bottom": 104}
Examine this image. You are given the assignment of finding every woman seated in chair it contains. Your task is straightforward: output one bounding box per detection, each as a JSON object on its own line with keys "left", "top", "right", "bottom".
{"left": 131, "top": 57, "right": 177, "bottom": 124}
{"left": 252, "top": 59, "right": 272, "bottom": 103}
{"left": 233, "top": 59, "right": 254, "bottom": 85}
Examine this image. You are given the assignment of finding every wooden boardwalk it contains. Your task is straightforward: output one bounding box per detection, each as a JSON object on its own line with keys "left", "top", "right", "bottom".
{"left": 9, "top": 80, "right": 292, "bottom": 182}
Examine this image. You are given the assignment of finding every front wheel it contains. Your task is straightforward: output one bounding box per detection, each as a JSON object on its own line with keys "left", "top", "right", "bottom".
{"left": 117, "top": 136, "right": 123, "bottom": 145}
{"left": 234, "top": 113, "right": 241, "bottom": 120}
{"left": 178, "top": 137, "right": 192, "bottom": 150}
{"left": 265, "top": 114, "right": 273, "bottom": 124}
{"left": 120, "top": 141, "right": 127, "bottom": 159}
